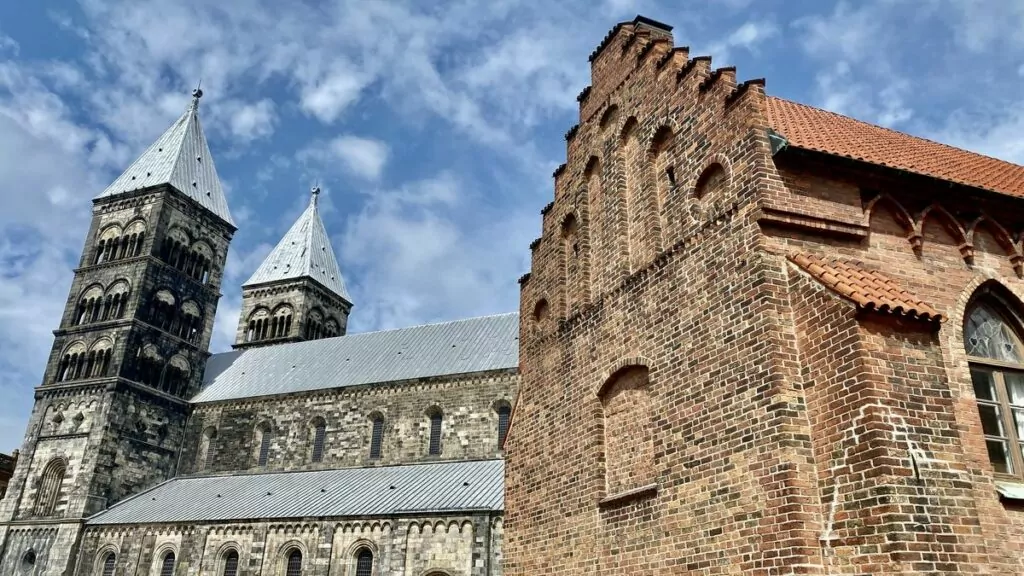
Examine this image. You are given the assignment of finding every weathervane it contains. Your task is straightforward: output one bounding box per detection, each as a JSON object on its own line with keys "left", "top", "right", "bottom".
{"left": 190, "top": 79, "right": 203, "bottom": 111}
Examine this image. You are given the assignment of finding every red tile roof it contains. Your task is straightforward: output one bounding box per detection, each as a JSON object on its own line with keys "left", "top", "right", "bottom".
{"left": 788, "top": 253, "right": 943, "bottom": 322}
{"left": 765, "top": 96, "right": 1024, "bottom": 198}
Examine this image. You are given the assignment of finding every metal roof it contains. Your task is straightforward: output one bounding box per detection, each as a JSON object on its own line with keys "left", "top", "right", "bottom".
{"left": 193, "top": 313, "right": 519, "bottom": 403}
{"left": 85, "top": 459, "right": 504, "bottom": 525}
{"left": 243, "top": 189, "right": 350, "bottom": 302}
{"left": 94, "top": 91, "right": 235, "bottom": 227}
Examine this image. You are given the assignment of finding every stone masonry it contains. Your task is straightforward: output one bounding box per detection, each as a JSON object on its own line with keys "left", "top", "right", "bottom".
{"left": 506, "top": 15, "right": 1024, "bottom": 576}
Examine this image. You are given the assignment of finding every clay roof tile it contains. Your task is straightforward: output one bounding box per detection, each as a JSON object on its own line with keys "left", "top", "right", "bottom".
{"left": 787, "top": 253, "right": 944, "bottom": 322}
{"left": 765, "top": 97, "right": 1024, "bottom": 198}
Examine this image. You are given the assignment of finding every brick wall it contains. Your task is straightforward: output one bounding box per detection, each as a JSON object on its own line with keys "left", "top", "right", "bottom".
{"left": 506, "top": 14, "right": 1024, "bottom": 576}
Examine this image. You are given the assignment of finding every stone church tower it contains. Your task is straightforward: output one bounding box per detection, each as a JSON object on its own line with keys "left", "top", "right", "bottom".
{"left": 233, "top": 186, "right": 352, "bottom": 349}
{"left": 0, "top": 89, "right": 235, "bottom": 575}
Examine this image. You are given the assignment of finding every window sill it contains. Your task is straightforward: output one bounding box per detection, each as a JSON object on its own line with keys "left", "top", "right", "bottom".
{"left": 598, "top": 483, "right": 658, "bottom": 508}
{"left": 995, "top": 480, "right": 1024, "bottom": 501}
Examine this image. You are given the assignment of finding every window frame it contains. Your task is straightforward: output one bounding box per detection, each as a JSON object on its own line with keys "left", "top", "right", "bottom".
{"left": 158, "top": 551, "right": 175, "bottom": 576}
{"left": 965, "top": 296, "right": 1024, "bottom": 480}
{"left": 428, "top": 411, "right": 443, "bottom": 456}
{"left": 220, "top": 549, "right": 239, "bottom": 576}
{"left": 284, "top": 548, "right": 302, "bottom": 576}
{"left": 369, "top": 416, "right": 384, "bottom": 460}
{"left": 311, "top": 420, "right": 327, "bottom": 463}
{"left": 354, "top": 548, "right": 374, "bottom": 576}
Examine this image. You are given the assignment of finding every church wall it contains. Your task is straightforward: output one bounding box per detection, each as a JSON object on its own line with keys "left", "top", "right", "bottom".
{"left": 508, "top": 18, "right": 825, "bottom": 575}
{"left": 76, "top": 514, "right": 501, "bottom": 576}
{"left": 181, "top": 371, "right": 518, "bottom": 474}
{"left": 762, "top": 154, "right": 1024, "bottom": 572}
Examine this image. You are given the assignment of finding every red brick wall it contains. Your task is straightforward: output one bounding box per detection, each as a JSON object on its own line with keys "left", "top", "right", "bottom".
{"left": 506, "top": 16, "right": 1024, "bottom": 576}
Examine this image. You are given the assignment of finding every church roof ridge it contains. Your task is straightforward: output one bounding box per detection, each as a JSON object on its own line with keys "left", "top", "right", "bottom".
{"left": 94, "top": 88, "right": 235, "bottom": 226}
{"left": 194, "top": 312, "right": 519, "bottom": 403}
{"left": 242, "top": 186, "right": 351, "bottom": 303}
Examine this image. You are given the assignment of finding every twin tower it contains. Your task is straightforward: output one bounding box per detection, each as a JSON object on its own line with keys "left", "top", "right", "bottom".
{"left": 0, "top": 88, "right": 351, "bottom": 574}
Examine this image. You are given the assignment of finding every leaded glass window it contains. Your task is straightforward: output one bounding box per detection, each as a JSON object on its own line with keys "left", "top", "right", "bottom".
{"left": 966, "top": 298, "right": 1024, "bottom": 478}
{"left": 428, "top": 412, "right": 442, "bottom": 456}
{"left": 101, "top": 552, "right": 116, "bottom": 576}
{"left": 497, "top": 406, "right": 511, "bottom": 447}
{"left": 285, "top": 549, "right": 302, "bottom": 576}
{"left": 159, "top": 552, "right": 175, "bottom": 576}
{"left": 370, "top": 417, "right": 384, "bottom": 460}
{"left": 222, "top": 550, "right": 239, "bottom": 576}
{"left": 311, "top": 421, "right": 326, "bottom": 463}
{"left": 355, "top": 549, "right": 373, "bottom": 576}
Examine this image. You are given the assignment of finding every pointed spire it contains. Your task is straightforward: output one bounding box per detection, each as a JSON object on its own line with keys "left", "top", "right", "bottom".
{"left": 94, "top": 87, "right": 235, "bottom": 227}
{"left": 243, "top": 186, "right": 351, "bottom": 303}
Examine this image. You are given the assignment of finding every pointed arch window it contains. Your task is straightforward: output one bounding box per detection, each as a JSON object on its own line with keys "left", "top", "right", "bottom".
{"left": 966, "top": 297, "right": 1024, "bottom": 478}
{"left": 222, "top": 550, "right": 239, "bottom": 576}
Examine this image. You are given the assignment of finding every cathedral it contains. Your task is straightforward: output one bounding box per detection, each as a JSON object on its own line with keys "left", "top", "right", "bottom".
{"left": 4, "top": 13, "right": 1024, "bottom": 576}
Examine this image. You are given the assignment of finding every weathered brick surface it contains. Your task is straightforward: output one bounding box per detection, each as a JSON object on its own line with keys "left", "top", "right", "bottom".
{"left": 507, "top": 15, "right": 1024, "bottom": 576}
{"left": 180, "top": 371, "right": 518, "bottom": 474}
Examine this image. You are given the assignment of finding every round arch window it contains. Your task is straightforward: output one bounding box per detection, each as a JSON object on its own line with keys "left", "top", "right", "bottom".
{"left": 21, "top": 549, "right": 36, "bottom": 571}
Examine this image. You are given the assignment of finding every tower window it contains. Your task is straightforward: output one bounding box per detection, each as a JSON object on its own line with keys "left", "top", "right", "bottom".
{"left": 34, "top": 459, "right": 66, "bottom": 516}
{"left": 428, "top": 410, "right": 443, "bottom": 456}
{"left": 355, "top": 549, "right": 373, "bottom": 576}
{"left": 369, "top": 416, "right": 384, "bottom": 460}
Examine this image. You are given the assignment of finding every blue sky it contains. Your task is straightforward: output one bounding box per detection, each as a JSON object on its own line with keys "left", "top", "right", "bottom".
{"left": 0, "top": 0, "right": 1022, "bottom": 452}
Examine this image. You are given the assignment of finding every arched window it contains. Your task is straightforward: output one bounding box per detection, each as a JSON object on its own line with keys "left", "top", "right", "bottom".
{"left": 165, "top": 355, "right": 191, "bottom": 396}
{"left": 694, "top": 163, "right": 728, "bottom": 199}
{"left": 87, "top": 340, "right": 113, "bottom": 379}
{"left": 965, "top": 296, "right": 1024, "bottom": 477}
{"left": 178, "top": 301, "right": 203, "bottom": 343}
{"left": 95, "top": 225, "right": 122, "bottom": 265}
{"left": 355, "top": 548, "right": 373, "bottom": 576}
{"left": 222, "top": 550, "right": 239, "bottom": 576}
{"left": 246, "top": 308, "right": 270, "bottom": 343}
{"left": 198, "top": 427, "right": 217, "bottom": 472}
{"left": 76, "top": 285, "right": 104, "bottom": 326}
{"left": 497, "top": 405, "right": 511, "bottom": 447}
{"left": 561, "top": 214, "right": 581, "bottom": 315}
{"left": 151, "top": 289, "right": 177, "bottom": 332}
{"left": 428, "top": 410, "right": 443, "bottom": 456}
{"left": 56, "top": 342, "right": 87, "bottom": 382}
{"left": 20, "top": 549, "right": 36, "bottom": 571}
{"left": 599, "top": 364, "right": 654, "bottom": 495}
{"left": 285, "top": 549, "right": 302, "bottom": 576}
{"left": 311, "top": 420, "right": 326, "bottom": 463}
{"left": 105, "top": 281, "right": 131, "bottom": 320}
{"left": 369, "top": 416, "right": 384, "bottom": 460}
{"left": 100, "top": 552, "right": 116, "bottom": 576}
{"left": 271, "top": 305, "right": 294, "bottom": 339}
{"left": 254, "top": 423, "right": 272, "bottom": 467}
{"left": 134, "top": 345, "right": 165, "bottom": 388}
{"left": 159, "top": 551, "right": 175, "bottom": 576}
{"left": 124, "top": 220, "right": 146, "bottom": 259}
{"left": 34, "top": 458, "right": 66, "bottom": 516}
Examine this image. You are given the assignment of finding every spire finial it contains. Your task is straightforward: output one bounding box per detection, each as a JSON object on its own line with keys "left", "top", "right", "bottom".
{"left": 311, "top": 181, "right": 321, "bottom": 206}
{"left": 189, "top": 79, "right": 203, "bottom": 111}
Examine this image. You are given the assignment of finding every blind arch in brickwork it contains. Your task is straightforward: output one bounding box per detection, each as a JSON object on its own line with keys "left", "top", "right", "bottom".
{"left": 597, "top": 360, "right": 655, "bottom": 496}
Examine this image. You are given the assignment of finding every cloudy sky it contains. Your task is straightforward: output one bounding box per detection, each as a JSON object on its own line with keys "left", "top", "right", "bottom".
{"left": 0, "top": 0, "right": 1022, "bottom": 452}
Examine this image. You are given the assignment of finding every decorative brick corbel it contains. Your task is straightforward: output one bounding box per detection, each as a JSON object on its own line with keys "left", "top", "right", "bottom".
{"left": 959, "top": 242, "right": 975, "bottom": 266}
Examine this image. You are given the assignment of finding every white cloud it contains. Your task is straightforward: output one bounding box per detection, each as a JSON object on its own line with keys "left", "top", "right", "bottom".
{"left": 221, "top": 98, "right": 276, "bottom": 142}
{"left": 298, "top": 67, "right": 370, "bottom": 124}
{"left": 706, "top": 20, "right": 778, "bottom": 65}
{"left": 298, "top": 136, "right": 390, "bottom": 181}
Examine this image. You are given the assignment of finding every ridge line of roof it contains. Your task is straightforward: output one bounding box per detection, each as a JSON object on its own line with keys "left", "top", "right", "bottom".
{"left": 767, "top": 95, "right": 1021, "bottom": 169}
{"left": 165, "top": 109, "right": 192, "bottom": 190}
